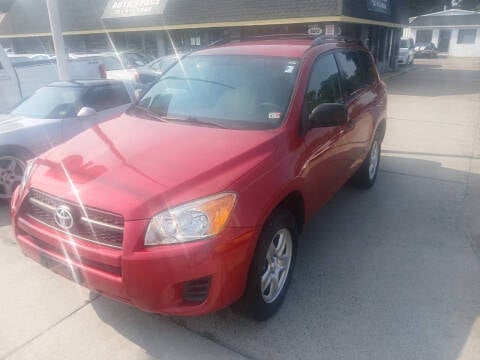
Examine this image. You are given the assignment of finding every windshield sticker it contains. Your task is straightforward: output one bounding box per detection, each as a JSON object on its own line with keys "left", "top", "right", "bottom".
{"left": 284, "top": 61, "right": 298, "bottom": 74}
{"left": 269, "top": 112, "right": 282, "bottom": 120}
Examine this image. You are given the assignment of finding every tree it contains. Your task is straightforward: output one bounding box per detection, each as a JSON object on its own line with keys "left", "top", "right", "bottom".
{"left": 409, "top": 0, "right": 480, "bottom": 16}
{"left": 452, "top": 0, "right": 480, "bottom": 10}
{"left": 408, "top": 0, "right": 449, "bottom": 16}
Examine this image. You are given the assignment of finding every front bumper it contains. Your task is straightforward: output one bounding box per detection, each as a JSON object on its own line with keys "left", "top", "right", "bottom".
{"left": 397, "top": 55, "right": 408, "bottom": 64}
{"left": 11, "top": 188, "right": 256, "bottom": 316}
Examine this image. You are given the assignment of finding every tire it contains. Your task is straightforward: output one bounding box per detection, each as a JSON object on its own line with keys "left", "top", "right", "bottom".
{"left": 235, "top": 208, "right": 298, "bottom": 321}
{"left": 0, "top": 149, "right": 31, "bottom": 201}
{"left": 351, "top": 133, "right": 381, "bottom": 189}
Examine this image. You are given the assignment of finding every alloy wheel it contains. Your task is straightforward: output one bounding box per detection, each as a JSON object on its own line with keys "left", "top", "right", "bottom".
{"left": 0, "top": 156, "right": 26, "bottom": 199}
{"left": 261, "top": 228, "right": 293, "bottom": 304}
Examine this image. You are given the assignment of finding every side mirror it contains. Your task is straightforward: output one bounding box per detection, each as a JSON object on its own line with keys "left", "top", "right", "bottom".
{"left": 309, "top": 103, "right": 348, "bottom": 129}
{"left": 76, "top": 107, "right": 96, "bottom": 117}
{"left": 134, "top": 88, "right": 143, "bottom": 101}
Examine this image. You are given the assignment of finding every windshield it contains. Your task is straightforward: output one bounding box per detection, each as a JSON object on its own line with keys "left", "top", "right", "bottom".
{"left": 135, "top": 55, "right": 299, "bottom": 129}
{"left": 120, "top": 53, "right": 148, "bottom": 68}
{"left": 12, "top": 86, "right": 83, "bottom": 118}
{"left": 400, "top": 39, "right": 408, "bottom": 48}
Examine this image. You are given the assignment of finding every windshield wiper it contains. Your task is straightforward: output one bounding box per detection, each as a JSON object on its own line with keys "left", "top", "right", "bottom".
{"left": 131, "top": 105, "right": 168, "bottom": 122}
{"left": 162, "top": 115, "right": 228, "bottom": 129}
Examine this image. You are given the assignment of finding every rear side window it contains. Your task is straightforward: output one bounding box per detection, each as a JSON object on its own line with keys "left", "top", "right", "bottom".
{"left": 336, "top": 51, "right": 376, "bottom": 98}
{"left": 83, "top": 84, "right": 130, "bottom": 112}
{"left": 305, "top": 54, "right": 343, "bottom": 114}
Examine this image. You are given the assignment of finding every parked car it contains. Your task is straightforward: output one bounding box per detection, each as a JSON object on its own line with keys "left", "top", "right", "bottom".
{"left": 398, "top": 38, "right": 415, "bottom": 65}
{"left": 70, "top": 51, "right": 153, "bottom": 82}
{"left": 415, "top": 42, "right": 438, "bottom": 58}
{"left": 0, "top": 80, "right": 133, "bottom": 198}
{"left": 137, "top": 54, "right": 184, "bottom": 85}
{"left": 11, "top": 36, "right": 387, "bottom": 320}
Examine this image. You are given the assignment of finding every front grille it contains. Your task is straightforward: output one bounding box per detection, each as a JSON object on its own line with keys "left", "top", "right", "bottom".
{"left": 20, "top": 189, "right": 124, "bottom": 248}
{"left": 24, "top": 231, "right": 122, "bottom": 276}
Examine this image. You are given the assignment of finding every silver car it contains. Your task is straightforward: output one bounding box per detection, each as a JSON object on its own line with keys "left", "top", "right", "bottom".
{"left": 0, "top": 80, "right": 133, "bottom": 198}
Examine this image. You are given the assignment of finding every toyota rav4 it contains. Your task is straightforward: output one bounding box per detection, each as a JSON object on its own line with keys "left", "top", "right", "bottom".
{"left": 11, "top": 36, "right": 387, "bottom": 320}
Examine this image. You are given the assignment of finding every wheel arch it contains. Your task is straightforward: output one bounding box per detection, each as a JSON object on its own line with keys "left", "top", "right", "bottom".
{"left": 275, "top": 191, "right": 306, "bottom": 233}
{"left": 376, "top": 118, "right": 387, "bottom": 142}
{"left": 0, "top": 144, "right": 35, "bottom": 160}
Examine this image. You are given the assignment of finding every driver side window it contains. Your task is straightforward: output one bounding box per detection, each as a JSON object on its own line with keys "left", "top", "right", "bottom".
{"left": 305, "top": 54, "right": 343, "bottom": 115}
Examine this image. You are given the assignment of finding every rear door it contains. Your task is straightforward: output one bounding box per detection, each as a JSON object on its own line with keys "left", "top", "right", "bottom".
{"left": 62, "top": 83, "right": 131, "bottom": 140}
{"left": 335, "top": 50, "right": 378, "bottom": 171}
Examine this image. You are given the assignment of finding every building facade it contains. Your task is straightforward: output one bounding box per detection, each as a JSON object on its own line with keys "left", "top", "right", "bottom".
{"left": 0, "top": 0, "right": 408, "bottom": 72}
{"left": 404, "top": 9, "right": 480, "bottom": 57}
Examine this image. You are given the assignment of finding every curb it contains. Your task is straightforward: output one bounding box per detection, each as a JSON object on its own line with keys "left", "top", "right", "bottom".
{"left": 382, "top": 65, "right": 416, "bottom": 81}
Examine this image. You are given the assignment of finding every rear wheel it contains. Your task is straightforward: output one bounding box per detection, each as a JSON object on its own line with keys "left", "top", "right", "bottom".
{"left": 352, "top": 133, "right": 381, "bottom": 189}
{"left": 236, "top": 208, "right": 297, "bottom": 321}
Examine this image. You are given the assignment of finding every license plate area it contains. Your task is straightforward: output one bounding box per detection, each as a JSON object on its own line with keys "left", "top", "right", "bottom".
{"left": 40, "top": 254, "right": 84, "bottom": 284}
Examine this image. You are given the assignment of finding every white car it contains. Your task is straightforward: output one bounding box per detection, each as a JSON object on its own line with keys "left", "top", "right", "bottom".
{"left": 70, "top": 51, "right": 153, "bottom": 83}
{"left": 398, "top": 38, "right": 415, "bottom": 66}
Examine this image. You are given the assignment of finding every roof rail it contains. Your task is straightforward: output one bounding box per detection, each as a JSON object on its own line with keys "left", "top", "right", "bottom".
{"left": 207, "top": 37, "right": 237, "bottom": 48}
{"left": 311, "top": 35, "right": 364, "bottom": 47}
{"left": 205, "top": 34, "right": 365, "bottom": 49}
{"left": 247, "top": 33, "right": 316, "bottom": 41}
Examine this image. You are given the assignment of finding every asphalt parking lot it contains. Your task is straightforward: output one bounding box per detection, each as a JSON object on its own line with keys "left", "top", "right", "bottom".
{"left": 1, "top": 56, "right": 480, "bottom": 360}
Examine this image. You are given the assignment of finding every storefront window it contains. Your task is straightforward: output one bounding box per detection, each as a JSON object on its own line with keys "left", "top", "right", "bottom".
{"left": 457, "top": 29, "right": 477, "bottom": 44}
{"left": 416, "top": 30, "right": 433, "bottom": 44}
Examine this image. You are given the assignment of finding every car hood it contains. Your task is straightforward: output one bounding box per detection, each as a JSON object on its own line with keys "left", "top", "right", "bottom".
{"left": 0, "top": 113, "right": 51, "bottom": 133}
{"left": 30, "top": 113, "right": 280, "bottom": 220}
{"left": 399, "top": 48, "right": 408, "bottom": 55}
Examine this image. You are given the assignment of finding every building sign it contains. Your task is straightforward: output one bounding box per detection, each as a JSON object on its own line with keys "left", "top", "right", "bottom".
{"left": 102, "top": 0, "right": 168, "bottom": 19}
{"left": 366, "top": 0, "right": 391, "bottom": 15}
{"left": 307, "top": 25, "right": 323, "bottom": 36}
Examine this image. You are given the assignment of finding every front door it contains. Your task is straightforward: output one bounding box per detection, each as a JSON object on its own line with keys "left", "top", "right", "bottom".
{"left": 301, "top": 53, "right": 350, "bottom": 207}
{"left": 334, "top": 50, "right": 378, "bottom": 172}
{"left": 438, "top": 30, "right": 452, "bottom": 53}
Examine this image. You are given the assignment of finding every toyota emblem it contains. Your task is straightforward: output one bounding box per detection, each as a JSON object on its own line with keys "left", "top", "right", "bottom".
{"left": 54, "top": 205, "right": 74, "bottom": 230}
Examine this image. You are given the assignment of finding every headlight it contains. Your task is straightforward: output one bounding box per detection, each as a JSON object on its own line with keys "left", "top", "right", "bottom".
{"left": 145, "top": 192, "right": 237, "bottom": 246}
{"left": 19, "top": 160, "right": 34, "bottom": 195}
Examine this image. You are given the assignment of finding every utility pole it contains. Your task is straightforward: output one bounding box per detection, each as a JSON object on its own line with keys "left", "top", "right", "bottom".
{"left": 46, "top": 0, "right": 69, "bottom": 80}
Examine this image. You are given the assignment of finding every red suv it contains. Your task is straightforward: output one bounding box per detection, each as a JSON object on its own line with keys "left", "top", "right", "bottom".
{"left": 10, "top": 36, "right": 387, "bottom": 320}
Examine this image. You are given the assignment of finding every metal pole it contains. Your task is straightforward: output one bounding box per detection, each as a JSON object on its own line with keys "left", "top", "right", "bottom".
{"left": 46, "top": 0, "right": 69, "bottom": 80}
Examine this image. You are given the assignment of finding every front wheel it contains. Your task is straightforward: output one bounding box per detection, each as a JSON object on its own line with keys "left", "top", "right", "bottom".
{"left": 236, "top": 208, "right": 297, "bottom": 321}
{"left": 0, "top": 155, "right": 27, "bottom": 200}
{"left": 352, "top": 134, "right": 381, "bottom": 189}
